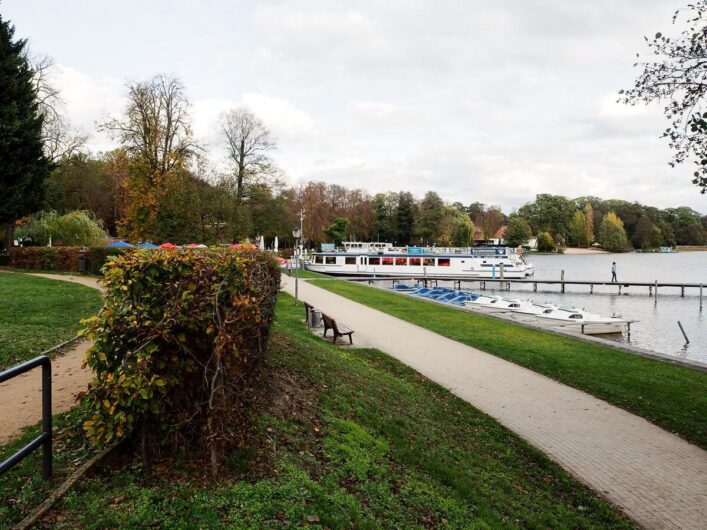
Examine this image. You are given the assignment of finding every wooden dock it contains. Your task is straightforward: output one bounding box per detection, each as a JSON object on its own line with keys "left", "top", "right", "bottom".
{"left": 338, "top": 275, "right": 705, "bottom": 306}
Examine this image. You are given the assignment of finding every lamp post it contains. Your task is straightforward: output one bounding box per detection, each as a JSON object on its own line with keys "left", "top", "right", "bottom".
{"left": 292, "top": 226, "right": 302, "bottom": 305}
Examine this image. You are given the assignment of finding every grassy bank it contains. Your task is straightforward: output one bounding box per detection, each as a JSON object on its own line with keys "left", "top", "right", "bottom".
{"left": 0, "top": 273, "right": 103, "bottom": 369}
{"left": 3, "top": 294, "right": 632, "bottom": 528}
{"left": 309, "top": 279, "right": 707, "bottom": 449}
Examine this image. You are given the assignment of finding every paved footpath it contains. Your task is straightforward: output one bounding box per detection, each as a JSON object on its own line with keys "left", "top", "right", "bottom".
{"left": 282, "top": 276, "right": 707, "bottom": 530}
{"left": 0, "top": 273, "right": 102, "bottom": 443}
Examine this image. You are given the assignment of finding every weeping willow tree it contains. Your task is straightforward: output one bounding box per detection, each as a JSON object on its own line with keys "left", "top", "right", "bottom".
{"left": 16, "top": 210, "right": 109, "bottom": 246}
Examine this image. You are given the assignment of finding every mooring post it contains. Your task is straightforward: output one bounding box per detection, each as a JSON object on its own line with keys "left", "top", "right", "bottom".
{"left": 561, "top": 269, "right": 565, "bottom": 293}
{"left": 590, "top": 284, "right": 594, "bottom": 294}
{"left": 654, "top": 280, "right": 658, "bottom": 301}
{"left": 533, "top": 282, "right": 537, "bottom": 292}
{"left": 649, "top": 285, "right": 652, "bottom": 297}
{"left": 619, "top": 285, "right": 622, "bottom": 295}
{"left": 681, "top": 286, "right": 685, "bottom": 297}
{"left": 677, "top": 321, "right": 689, "bottom": 343}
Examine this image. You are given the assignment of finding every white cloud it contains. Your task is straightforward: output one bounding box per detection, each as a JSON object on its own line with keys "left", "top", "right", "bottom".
{"left": 8, "top": 0, "right": 704, "bottom": 212}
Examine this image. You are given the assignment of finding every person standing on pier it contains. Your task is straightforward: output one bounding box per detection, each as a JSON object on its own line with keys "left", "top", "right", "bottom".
{"left": 611, "top": 262, "right": 617, "bottom": 283}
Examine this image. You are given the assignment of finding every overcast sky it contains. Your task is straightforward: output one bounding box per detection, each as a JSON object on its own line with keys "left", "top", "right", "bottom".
{"left": 4, "top": 0, "right": 705, "bottom": 213}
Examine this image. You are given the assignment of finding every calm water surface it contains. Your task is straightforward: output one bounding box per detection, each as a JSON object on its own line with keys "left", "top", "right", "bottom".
{"left": 490, "top": 252, "right": 707, "bottom": 364}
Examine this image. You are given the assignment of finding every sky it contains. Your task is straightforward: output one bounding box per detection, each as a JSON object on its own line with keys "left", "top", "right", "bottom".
{"left": 3, "top": 0, "right": 706, "bottom": 213}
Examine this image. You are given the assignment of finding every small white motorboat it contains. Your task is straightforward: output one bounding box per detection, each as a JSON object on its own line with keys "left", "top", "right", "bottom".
{"left": 463, "top": 294, "right": 503, "bottom": 307}
{"left": 539, "top": 306, "right": 627, "bottom": 334}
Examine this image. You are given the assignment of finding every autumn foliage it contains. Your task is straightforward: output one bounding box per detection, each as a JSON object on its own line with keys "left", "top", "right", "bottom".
{"left": 81, "top": 247, "right": 280, "bottom": 473}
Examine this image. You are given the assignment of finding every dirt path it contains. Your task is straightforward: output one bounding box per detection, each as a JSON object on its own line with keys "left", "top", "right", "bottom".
{"left": 0, "top": 341, "right": 93, "bottom": 444}
{"left": 282, "top": 276, "right": 707, "bottom": 530}
{"left": 0, "top": 273, "right": 102, "bottom": 443}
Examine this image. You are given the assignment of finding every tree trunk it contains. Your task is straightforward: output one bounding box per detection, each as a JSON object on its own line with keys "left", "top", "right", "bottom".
{"left": 4, "top": 222, "right": 15, "bottom": 253}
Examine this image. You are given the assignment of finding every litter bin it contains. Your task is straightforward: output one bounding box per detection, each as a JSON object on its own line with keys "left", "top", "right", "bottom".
{"left": 308, "top": 309, "right": 322, "bottom": 328}
{"left": 78, "top": 249, "right": 88, "bottom": 273}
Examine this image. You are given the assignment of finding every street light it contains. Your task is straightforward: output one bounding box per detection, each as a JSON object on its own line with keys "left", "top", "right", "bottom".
{"left": 292, "top": 227, "right": 302, "bottom": 305}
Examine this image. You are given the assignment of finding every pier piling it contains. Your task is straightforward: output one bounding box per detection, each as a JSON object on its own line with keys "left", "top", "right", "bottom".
{"left": 677, "top": 321, "right": 690, "bottom": 344}
{"left": 590, "top": 284, "right": 594, "bottom": 294}
{"left": 700, "top": 284, "right": 703, "bottom": 311}
{"left": 561, "top": 270, "right": 565, "bottom": 293}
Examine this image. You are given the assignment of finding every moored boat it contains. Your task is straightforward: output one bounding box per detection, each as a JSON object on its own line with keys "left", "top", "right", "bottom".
{"left": 305, "top": 242, "right": 534, "bottom": 279}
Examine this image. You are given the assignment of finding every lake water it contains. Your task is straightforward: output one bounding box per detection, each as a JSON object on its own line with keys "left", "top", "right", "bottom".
{"left": 485, "top": 252, "right": 707, "bottom": 364}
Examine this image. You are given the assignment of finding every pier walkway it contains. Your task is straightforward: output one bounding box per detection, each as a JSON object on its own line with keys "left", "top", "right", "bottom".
{"left": 282, "top": 276, "right": 707, "bottom": 529}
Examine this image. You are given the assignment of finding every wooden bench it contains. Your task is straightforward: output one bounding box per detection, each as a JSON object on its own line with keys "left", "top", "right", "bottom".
{"left": 321, "top": 313, "right": 354, "bottom": 344}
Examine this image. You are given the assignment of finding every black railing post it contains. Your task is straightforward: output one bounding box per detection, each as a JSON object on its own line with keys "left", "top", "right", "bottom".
{"left": 0, "top": 355, "right": 52, "bottom": 480}
{"left": 42, "top": 359, "right": 52, "bottom": 479}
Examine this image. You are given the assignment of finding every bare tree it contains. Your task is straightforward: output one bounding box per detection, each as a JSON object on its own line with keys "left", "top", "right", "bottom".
{"left": 27, "top": 53, "right": 87, "bottom": 161}
{"left": 101, "top": 74, "right": 195, "bottom": 178}
{"left": 220, "top": 107, "right": 276, "bottom": 201}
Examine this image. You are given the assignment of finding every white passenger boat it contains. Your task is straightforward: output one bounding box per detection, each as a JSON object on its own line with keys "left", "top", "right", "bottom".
{"left": 305, "top": 242, "right": 534, "bottom": 279}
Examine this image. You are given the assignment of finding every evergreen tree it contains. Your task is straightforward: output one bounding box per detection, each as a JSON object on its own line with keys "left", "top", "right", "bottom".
{"left": 395, "top": 191, "right": 416, "bottom": 245}
{"left": 0, "top": 14, "right": 51, "bottom": 250}
{"left": 324, "top": 217, "right": 348, "bottom": 246}
{"left": 414, "top": 191, "right": 445, "bottom": 244}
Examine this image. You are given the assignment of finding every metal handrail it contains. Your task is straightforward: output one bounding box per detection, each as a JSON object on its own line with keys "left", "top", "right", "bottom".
{"left": 0, "top": 356, "right": 52, "bottom": 479}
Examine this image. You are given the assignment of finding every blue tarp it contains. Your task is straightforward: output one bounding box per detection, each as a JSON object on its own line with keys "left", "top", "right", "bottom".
{"left": 137, "top": 242, "right": 159, "bottom": 248}
{"left": 107, "top": 240, "right": 134, "bottom": 248}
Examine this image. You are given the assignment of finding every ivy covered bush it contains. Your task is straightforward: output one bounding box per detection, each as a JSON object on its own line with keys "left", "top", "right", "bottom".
{"left": 81, "top": 248, "right": 280, "bottom": 474}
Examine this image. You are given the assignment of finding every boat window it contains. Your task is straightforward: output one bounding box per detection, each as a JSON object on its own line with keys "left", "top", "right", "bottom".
{"left": 569, "top": 314, "right": 583, "bottom": 319}
{"left": 438, "top": 258, "right": 451, "bottom": 267}
{"left": 409, "top": 257, "right": 421, "bottom": 266}
{"left": 382, "top": 257, "right": 394, "bottom": 265}
{"left": 369, "top": 257, "right": 380, "bottom": 265}
{"left": 326, "top": 256, "right": 336, "bottom": 264}
{"left": 395, "top": 257, "right": 407, "bottom": 266}
{"left": 423, "top": 258, "right": 434, "bottom": 266}
{"left": 345, "top": 257, "right": 356, "bottom": 265}
{"left": 315, "top": 255, "right": 323, "bottom": 264}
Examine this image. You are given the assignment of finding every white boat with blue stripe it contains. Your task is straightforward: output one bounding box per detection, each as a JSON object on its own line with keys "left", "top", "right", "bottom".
{"left": 304, "top": 242, "right": 534, "bottom": 279}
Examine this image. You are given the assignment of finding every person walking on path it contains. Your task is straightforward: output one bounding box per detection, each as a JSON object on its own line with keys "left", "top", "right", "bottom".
{"left": 286, "top": 260, "right": 292, "bottom": 277}
{"left": 611, "top": 262, "right": 617, "bottom": 283}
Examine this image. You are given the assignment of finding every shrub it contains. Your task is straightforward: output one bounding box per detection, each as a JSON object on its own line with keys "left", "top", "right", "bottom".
{"left": 10, "top": 246, "right": 81, "bottom": 271}
{"left": 87, "top": 247, "right": 127, "bottom": 275}
{"left": 536, "top": 231, "right": 556, "bottom": 252}
{"left": 9, "top": 246, "right": 128, "bottom": 273}
{"left": 81, "top": 248, "right": 280, "bottom": 475}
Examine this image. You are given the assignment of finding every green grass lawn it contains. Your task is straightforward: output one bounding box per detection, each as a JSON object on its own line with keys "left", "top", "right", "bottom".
{"left": 308, "top": 279, "right": 707, "bottom": 449}
{"left": 0, "top": 273, "right": 103, "bottom": 370}
{"left": 1, "top": 294, "right": 632, "bottom": 529}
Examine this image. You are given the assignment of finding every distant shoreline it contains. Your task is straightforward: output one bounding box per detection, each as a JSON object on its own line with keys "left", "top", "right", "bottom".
{"left": 561, "top": 247, "right": 610, "bottom": 255}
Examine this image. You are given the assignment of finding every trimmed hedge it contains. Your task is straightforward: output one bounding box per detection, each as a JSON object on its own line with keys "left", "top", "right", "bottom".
{"left": 8, "top": 246, "right": 128, "bottom": 274}
{"left": 81, "top": 248, "right": 280, "bottom": 474}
